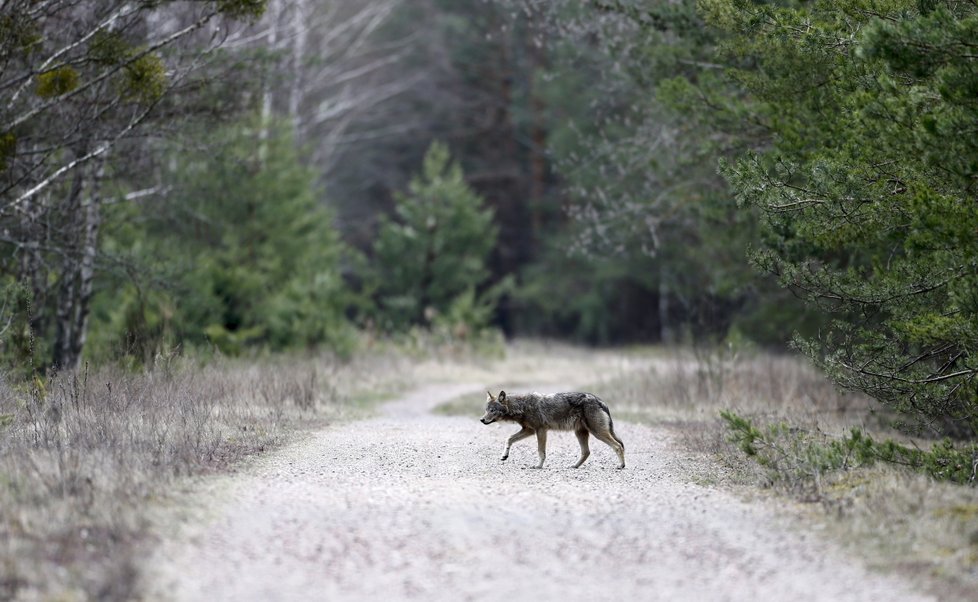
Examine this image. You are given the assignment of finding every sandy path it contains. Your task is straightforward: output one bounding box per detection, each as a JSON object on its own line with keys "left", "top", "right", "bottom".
{"left": 143, "top": 382, "right": 933, "bottom": 601}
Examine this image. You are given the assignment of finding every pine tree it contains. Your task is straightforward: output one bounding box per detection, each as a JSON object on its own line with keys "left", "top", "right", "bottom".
{"left": 699, "top": 0, "right": 978, "bottom": 435}
{"left": 91, "top": 120, "right": 353, "bottom": 360}
{"left": 372, "top": 142, "right": 497, "bottom": 330}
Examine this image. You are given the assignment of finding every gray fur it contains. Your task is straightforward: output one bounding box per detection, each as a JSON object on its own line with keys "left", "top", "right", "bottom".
{"left": 480, "top": 390, "right": 625, "bottom": 469}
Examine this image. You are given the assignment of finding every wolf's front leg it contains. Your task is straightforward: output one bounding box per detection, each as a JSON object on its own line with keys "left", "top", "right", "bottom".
{"left": 532, "top": 429, "right": 548, "bottom": 468}
{"left": 502, "top": 426, "right": 534, "bottom": 461}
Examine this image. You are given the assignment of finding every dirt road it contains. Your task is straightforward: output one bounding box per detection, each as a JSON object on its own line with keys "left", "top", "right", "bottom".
{"left": 144, "top": 382, "right": 933, "bottom": 601}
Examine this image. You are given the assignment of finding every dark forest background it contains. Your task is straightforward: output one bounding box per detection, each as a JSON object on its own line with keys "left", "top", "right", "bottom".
{"left": 2, "top": 0, "right": 977, "bottom": 435}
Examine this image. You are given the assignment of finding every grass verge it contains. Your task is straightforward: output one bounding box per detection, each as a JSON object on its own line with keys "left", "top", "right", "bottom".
{"left": 0, "top": 348, "right": 414, "bottom": 601}
{"left": 593, "top": 345, "right": 978, "bottom": 600}
{"left": 1, "top": 337, "right": 642, "bottom": 600}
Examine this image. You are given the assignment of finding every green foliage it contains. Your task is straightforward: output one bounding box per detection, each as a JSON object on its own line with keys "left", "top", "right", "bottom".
{"left": 88, "top": 30, "right": 131, "bottom": 66}
{"left": 535, "top": 0, "right": 815, "bottom": 346}
{"left": 89, "top": 32, "right": 167, "bottom": 104}
{"left": 0, "top": 279, "right": 35, "bottom": 376}
{"left": 0, "top": 132, "right": 15, "bottom": 172}
{"left": 514, "top": 235, "right": 662, "bottom": 344}
{"left": 430, "top": 277, "right": 513, "bottom": 342}
{"left": 371, "top": 142, "right": 497, "bottom": 332}
{"left": 217, "top": 0, "right": 268, "bottom": 19}
{"left": 0, "top": 13, "right": 41, "bottom": 58}
{"left": 89, "top": 120, "right": 354, "bottom": 361}
{"left": 85, "top": 284, "right": 175, "bottom": 367}
{"left": 687, "top": 1, "right": 978, "bottom": 433}
{"left": 719, "top": 410, "right": 764, "bottom": 458}
{"left": 203, "top": 323, "right": 265, "bottom": 357}
{"left": 122, "top": 53, "right": 167, "bottom": 103}
{"left": 721, "top": 411, "right": 978, "bottom": 485}
{"left": 35, "top": 66, "right": 79, "bottom": 98}
{"left": 0, "top": 0, "right": 318, "bottom": 371}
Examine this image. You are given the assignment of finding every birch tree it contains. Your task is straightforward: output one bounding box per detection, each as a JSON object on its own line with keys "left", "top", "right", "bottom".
{"left": 239, "top": 0, "right": 411, "bottom": 174}
{"left": 0, "top": 0, "right": 266, "bottom": 369}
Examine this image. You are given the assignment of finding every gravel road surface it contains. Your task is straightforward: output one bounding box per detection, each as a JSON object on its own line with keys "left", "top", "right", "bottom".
{"left": 144, "top": 382, "right": 933, "bottom": 601}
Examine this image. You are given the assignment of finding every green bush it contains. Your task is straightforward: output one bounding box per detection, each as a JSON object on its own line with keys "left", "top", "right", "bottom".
{"left": 721, "top": 410, "right": 978, "bottom": 486}
{"left": 371, "top": 142, "right": 498, "bottom": 335}
{"left": 35, "top": 66, "right": 78, "bottom": 97}
{"left": 89, "top": 119, "right": 355, "bottom": 361}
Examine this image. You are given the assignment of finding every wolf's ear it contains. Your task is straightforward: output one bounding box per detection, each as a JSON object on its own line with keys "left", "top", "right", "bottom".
{"left": 486, "top": 390, "right": 495, "bottom": 402}
{"left": 498, "top": 391, "right": 507, "bottom": 405}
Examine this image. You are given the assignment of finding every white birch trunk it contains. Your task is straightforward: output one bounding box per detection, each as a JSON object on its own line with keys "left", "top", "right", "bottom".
{"left": 288, "top": 0, "right": 309, "bottom": 135}
{"left": 259, "top": 0, "right": 283, "bottom": 162}
{"left": 52, "top": 157, "right": 103, "bottom": 371}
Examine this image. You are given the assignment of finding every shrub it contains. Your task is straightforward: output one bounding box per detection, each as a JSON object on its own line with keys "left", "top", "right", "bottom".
{"left": 371, "top": 142, "right": 498, "bottom": 334}
{"left": 721, "top": 410, "right": 978, "bottom": 486}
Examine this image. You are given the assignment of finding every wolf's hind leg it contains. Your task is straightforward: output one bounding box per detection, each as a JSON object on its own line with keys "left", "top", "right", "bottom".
{"left": 502, "top": 426, "right": 534, "bottom": 461}
{"left": 531, "top": 429, "right": 548, "bottom": 469}
{"left": 591, "top": 429, "right": 625, "bottom": 469}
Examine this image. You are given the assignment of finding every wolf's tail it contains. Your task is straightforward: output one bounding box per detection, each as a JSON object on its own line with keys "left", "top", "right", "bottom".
{"left": 595, "top": 396, "right": 625, "bottom": 450}
{"left": 608, "top": 415, "right": 625, "bottom": 451}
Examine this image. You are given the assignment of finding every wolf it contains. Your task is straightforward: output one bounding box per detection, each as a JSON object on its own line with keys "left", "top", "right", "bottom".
{"left": 480, "top": 390, "right": 625, "bottom": 469}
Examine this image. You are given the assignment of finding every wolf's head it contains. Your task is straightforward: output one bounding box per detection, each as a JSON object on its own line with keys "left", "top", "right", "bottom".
{"left": 480, "top": 390, "right": 508, "bottom": 424}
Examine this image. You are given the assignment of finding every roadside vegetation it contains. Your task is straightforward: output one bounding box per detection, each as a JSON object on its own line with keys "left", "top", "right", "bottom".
{"left": 0, "top": 346, "right": 418, "bottom": 600}
{"left": 2, "top": 1, "right": 978, "bottom": 600}
{"left": 0, "top": 336, "right": 649, "bottom": 601}
{"left": 592, "top": 345, "right": 978, "bottom": 599}
{"left": 5, "top": 2, "right": 977, "bottom": 439}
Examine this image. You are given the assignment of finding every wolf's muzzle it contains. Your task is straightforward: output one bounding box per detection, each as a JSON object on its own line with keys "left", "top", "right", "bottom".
{"left": 480, "top": 418, "right": 493, "bottom": 424}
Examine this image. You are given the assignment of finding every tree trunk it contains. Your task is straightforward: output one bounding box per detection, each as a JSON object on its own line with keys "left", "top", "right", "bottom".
{"left": 19, "top": 195, "right": 48, "bottom": 338}
{"left": 70, "top": 158, "right": 103, "bottom": 366}
{"left": 527, "top": 31, "right": 548, "bottom": 245}
{"left": 659, "top": 265, "right": 674, "bottom": 344}
{"left": 52, "top": 166, "right": 85, "bottom": 370}
{"left": 52, "top": 158, "right": 103, "bottom": 371}
{"left": 288, "top": 0, "right": 308, "bottom": 136}
{"left": 259, "top": 0, "right": 283, "bottom": 162}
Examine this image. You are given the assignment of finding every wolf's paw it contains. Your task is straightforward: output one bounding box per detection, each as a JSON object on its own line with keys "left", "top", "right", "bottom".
{"left": 500, "top": 455, "right": 508, "bottom": 461}
{"left": 530, "top": 465, "right": 543, "bottom": 469}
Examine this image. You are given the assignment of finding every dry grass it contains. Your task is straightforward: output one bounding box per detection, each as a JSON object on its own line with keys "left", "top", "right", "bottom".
{"left": 597, "top": 345, "right": 978, "bottom": 599}
{"left": 601, "top": 345, "right": 878, "bottom": 432}
{"left": 6, "top": 341, "right": 975, "bottom": 599}
{"left": 0, "top": 338, "right": 648, "bottom": 601}
{"left": 811, "top": 468, "right": 978, "bottom": 597}
{"left": 0, "top": 349, "right": 413, "bottom": 601}
{"left": 433, "top": 339, "right": 659, "bottom": 417}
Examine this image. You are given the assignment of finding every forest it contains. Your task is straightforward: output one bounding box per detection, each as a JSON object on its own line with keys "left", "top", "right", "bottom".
{"left": 3, "top": 1, "right": 978, "bottom": 599}
{"left": 4, "top": 0, "right": 976, "bottom": 436}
